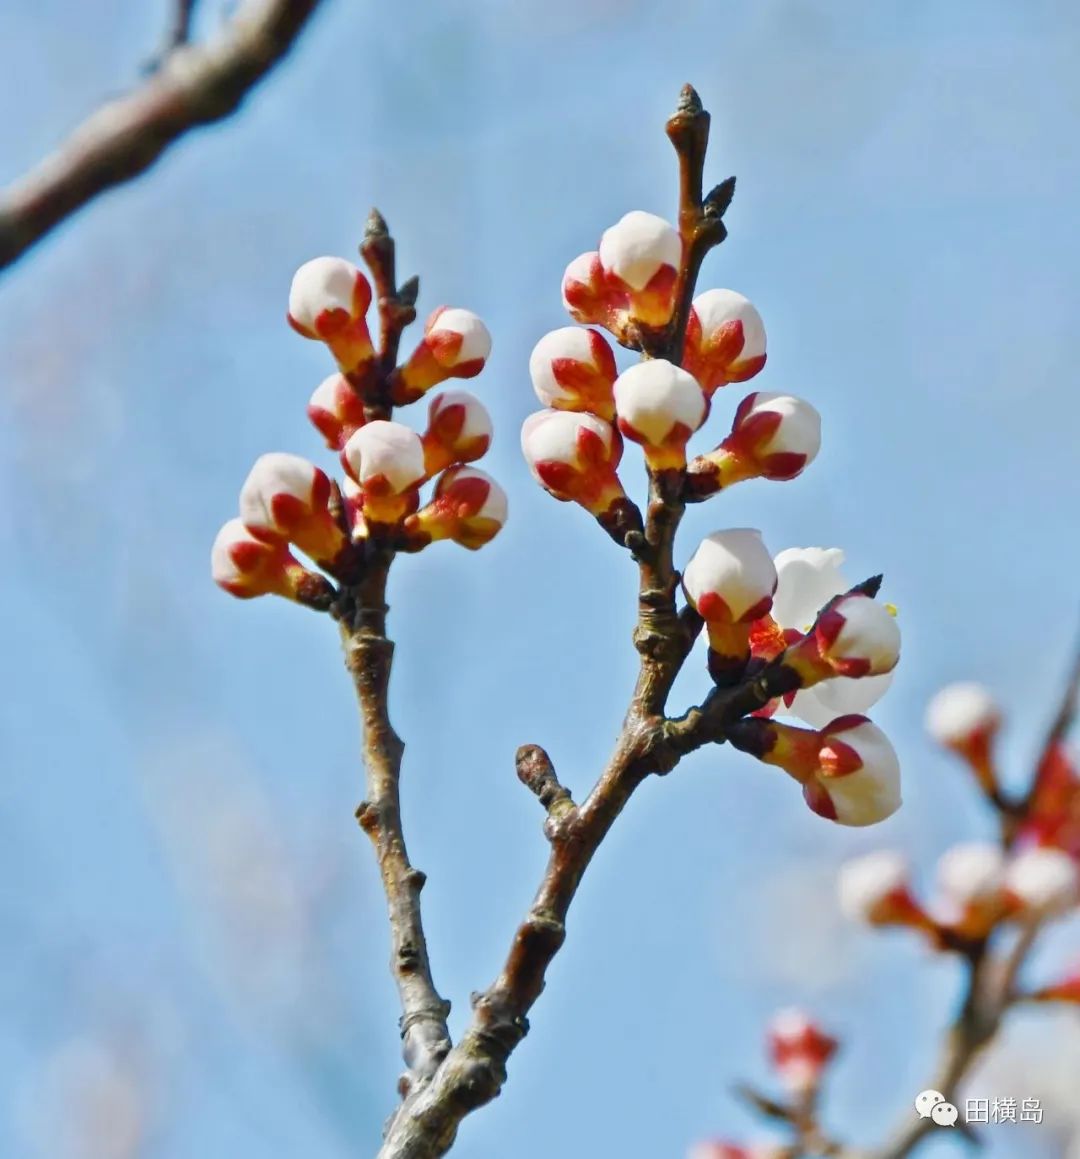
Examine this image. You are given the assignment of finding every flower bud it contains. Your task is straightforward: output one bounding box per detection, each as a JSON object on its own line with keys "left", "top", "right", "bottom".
{"left": 307, "top": 374, "right": 367, "bottom": 450}
{"left": 342, "top": 420, "right": 426, "bottom": 524}
{"left": 561, "top": 251, "right": 627, "bottom": 332}
{"left": 687, "top": 392, "right": 821, "bottom": 497}
{"left": 238, "top": 452, "right": 345, "bottom": 564}
{"left": 599, "top": 211, "right": 681, "bottom": 326}
{"left": 394, "top": 307, "right": 491, "bottom": 402}
{"left": 766, "top": 1008, "right": 838, "bottom": 1096}
{"left": 683, "top": 530, "right": 776, "bottom": 680}
{"left": 405, "top": 466, "right": 507, "bottom": 551}
{"left": 728, "top": 715, "right": 902, "bottom": 827}
{"left": 784, "top": 594, "right": 901, "bottom": 688}
{"left": 925, "top": 683, "right": 1001, "bottom": 795}
{"left": 682, "top": 288, "right": 767, "bottom": 394}
{"left": 935, "top": 842, "right": 1006, "bottom": 935}
{"left": 211, "top": 518, "right": 333, "bottom": 605}
{"left": 838, "top": 850, "right": 929, "bottom": 928}
{"left": 613, "top": 359, "right": 706, "bottom": 470}
{"left": 287, "top": 257, "right": 374, "bottom": 372}
{"left": 1003, "top": 847, "right": 1079, "bottom": 918}
{"left": 521, "top": 410, "right": 638, "bottom": 539}
{"left": 529, "top": 326, "right": 618, "bottom": 421}
{"left": 421, "top": 390, "right": 493, "bottom": 476}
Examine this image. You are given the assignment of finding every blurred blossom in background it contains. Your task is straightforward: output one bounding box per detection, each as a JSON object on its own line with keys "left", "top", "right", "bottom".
{"left": 2, "top": 1, "right": 1080, "bottom": 1156}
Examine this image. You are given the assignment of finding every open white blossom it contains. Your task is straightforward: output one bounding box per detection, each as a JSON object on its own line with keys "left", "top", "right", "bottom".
{"left": 773, "top": 547, "right": 894, "bottom": 728}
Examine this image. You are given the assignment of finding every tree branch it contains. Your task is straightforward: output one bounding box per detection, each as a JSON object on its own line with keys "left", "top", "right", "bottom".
{"left": 1023, "top": 621, "right": 1080, "bottom": 815}
{"left": 339, "top": 553, "right": 452, "bottom": 1093}
{"left": 0, "top": 0, "right": 325, "bottom": 273}
{"left": 374, "top": 82, "right": 737, "bottom": 1159}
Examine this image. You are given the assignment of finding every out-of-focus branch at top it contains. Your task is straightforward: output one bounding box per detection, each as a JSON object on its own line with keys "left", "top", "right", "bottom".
{"left": 0, "top": 0, "right": 326, "bottom": 274}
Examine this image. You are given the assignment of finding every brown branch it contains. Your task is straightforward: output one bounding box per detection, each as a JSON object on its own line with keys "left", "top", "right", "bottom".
{"left": 867, "top": 922, "right": 1045, "bottom": 1159}
{"left": 736, "top": 1082, "right": 845, "bottom": 1158}
{"left": 373, "top": 83, "right": 741, "bottom": 1159}
{"left": 318, "top": 217, "right": 452, "bottom": 1099}
{"left": 1022, "top": 621, "right": 1080, "bottom": 817}
{"left": 865, "top": 638, "right": 1080, "bottom": 1159}
{"left": 339, "top": 554, "right": 452, "bottom": 1093}
{"left": 0, "top": 0, "right": 325, "bottom": 273}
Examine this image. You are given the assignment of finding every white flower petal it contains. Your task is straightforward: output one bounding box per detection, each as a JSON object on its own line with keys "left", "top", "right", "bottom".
{"left": 771, "top": 547, "right": 848, "bottom": 628}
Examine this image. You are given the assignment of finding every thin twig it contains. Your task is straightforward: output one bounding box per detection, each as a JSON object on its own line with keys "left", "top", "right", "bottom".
{"left": 1024, "top": 622, "right": 1080, "bottom": 814}
{"left": 0, "top": 0, "right": 325, "bottom": 273}
{"left": 340, "top": 557, "right": 452, "bottom": 1093}
{"left": 166, "top": 0, "right": 198, "bottom": 52}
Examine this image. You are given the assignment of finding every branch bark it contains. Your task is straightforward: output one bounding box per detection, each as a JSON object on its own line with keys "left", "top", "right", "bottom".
{"left": 0, "top": 0, "right": 325, "bottom": 273}
{"left": 341, "top": 552, "right": 452, "bottom": 1092}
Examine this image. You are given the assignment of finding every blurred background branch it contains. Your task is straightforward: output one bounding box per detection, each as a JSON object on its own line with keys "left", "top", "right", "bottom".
{"left": 0, "top": 0, "right": 326, "bottom": 273}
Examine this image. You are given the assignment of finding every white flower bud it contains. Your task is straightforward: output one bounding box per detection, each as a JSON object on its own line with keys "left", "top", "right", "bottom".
{"left": 936, "top": 842, "right": 1005, "bottom": 906}
{"left": 613, "top": 359, "right": 705, "bottom": 468}
{"left": 529, "top": 326, "right": 617, "bottom": 420}
{"left": 684, "top": 288, "right": 767, "bottom": 392}
{"left": 408, "top": 465, "right": 508, "bottom": 550}
{"left": 394, "top": 307, "right": 492, "bottom": 401}
{"left": 287, "top": 257, "right": 374, "bottom": 371}
{"left": 521, "top": 408, "right": 616, "bottom": 474}
{"left": 520, "top": 409, "right": 628, "bottom": 519}
{"left": 426, "top": 307, "right": 492, "bottom": 365}
{"left": 816, "top": 595, "right": 901, "bottom": 678}
{"left": 343, "top": 421, "right": 426, "bottom": 494}
{"left": 811, "top": 717, "right": 902, "bottom": 827}
{"left": 682, "top": 530, "right": 777, "bottom": 623}
{"left": 211, "top": 518, "right": 318, "bottom": 602}
{"left": 422, "top": 390, "right": 493, "bottom": 474}
{"left": 238, "top": 452, "right": 344, "bottom": 562}
{"left": 599, "top": 210, "right": 681, "bottom": 291}
{"left": 926, "top": 683, "right": 1001, "bottom": 745}
{"left": 837, "top": 850, "right": 911, "bottom": 923}
{"left": 766, "top": 1008, "right": 837, "bottom": 1095}
{"left": 288, "top": 257, "right": 369, "bottom": 333}
{"left": 1004, "top": 847, "right": 1079, "bottom": 916}
{"left": 729, "top": 392, "right": 821, "bottom": 477}
{"left": 307, "top": 374, "right": 366, "bottom": 450}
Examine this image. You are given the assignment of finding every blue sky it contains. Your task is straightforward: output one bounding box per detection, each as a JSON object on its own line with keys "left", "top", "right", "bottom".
{"left": 2, "top": 1, "right": 1080, "bottom": 1156}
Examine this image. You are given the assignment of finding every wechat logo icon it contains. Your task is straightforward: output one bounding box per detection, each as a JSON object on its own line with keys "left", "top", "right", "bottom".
{"left": 915, "top": 1089, "right": 958, "bottom": 1127}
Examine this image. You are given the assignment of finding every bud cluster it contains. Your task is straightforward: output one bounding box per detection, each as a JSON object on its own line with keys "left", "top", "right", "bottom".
{"left": 834, "top": 680, "right": 1080, "bottom": 956}
{"left": 525, "top": 194, "right": 826, "bottom": 541}
{"left": 521, "top": 187, "right": 897, "bottom": 819}
{"left": 687, "top": 1011, "right": 837, "bottom": 1159}
{"left": 213, "top": 226, "right": 508, "bottom": 605}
